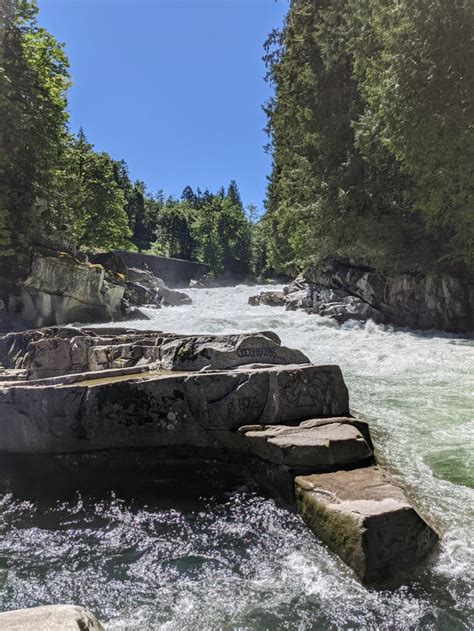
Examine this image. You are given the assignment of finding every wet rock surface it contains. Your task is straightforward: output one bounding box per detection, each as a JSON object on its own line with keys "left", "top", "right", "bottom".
{"left": 295, "top": 467, "right": 440, "bottom": 583}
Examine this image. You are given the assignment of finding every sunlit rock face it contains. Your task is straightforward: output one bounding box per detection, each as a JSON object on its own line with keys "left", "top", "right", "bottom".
{"left": 0, "top": 249, "right": 125, "bottom": 331}
{"left": 0, "top": 327, "right": 311, "bottom": 379}
{"left": 249, "top": 259, "right": 474, "bottom": 333}
{"left": 0, "top": 249, "right": 196, "bottom": 332}
{"left": 296, "top": 467, "right": 440, "bottom": 583}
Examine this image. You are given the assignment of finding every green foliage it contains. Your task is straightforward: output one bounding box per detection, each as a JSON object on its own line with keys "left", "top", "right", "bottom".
{"left": 0, "top": 0, "right": 70, "bottom": 257}
{"left": 148, "top": 184, "right": 253, "bottom": 277}
{"left": 0, "top": 2, "right": 260, "bottom": 278}
{"left": 263, "top": 0, "right": 474, "bottom": 274}
{"left": 49, "top": 130, "right": 133, "bottom": 251}
{"left": 153, "top": 199, "right": 197, "bottom": 260}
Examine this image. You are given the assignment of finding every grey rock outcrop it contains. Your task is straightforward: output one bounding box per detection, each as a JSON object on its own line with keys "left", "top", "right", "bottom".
{"left": 123, "top": 266, "right": 192, "bottom": 309}
{"left": 0, "top": 328, "right": 310, "bottom": 379}
{"left": 304, "top": 259, "right": 474, "bottom": 331}
{"left": 0, "top": 326, "right": 439, "bottom": 584}
{"left": 0, "top": 248, "right": 196, "bottom": 332}
{"left": 295, "top": 467, "right": 439, "bottom": 583}
{"left": 0, "top": 605, "right": 104, "bottom": 630}
{"left": 249, "top": 259, "right": 474, "bottom": 332}
{"left": 0, "top": 250, "right": 125, "bottom": 331}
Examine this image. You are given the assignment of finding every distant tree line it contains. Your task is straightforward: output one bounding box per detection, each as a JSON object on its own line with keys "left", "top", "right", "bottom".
{"left": 262, "top": 0, "right": 474, "bottom": 276}
{"left": 0, "top": 1, "right": 269, "bottom": 278}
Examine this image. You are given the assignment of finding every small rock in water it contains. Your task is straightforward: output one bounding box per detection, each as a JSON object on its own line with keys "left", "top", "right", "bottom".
{"left": 0, "top": 604, "right": 105, "bottom": 630}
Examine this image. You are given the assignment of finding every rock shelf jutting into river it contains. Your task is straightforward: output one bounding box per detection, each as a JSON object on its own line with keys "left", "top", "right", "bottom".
{"left": 0, "top": 325, "right": 439, "bottom": 592}
{"left": 0, "top": 285, "right": 471, "bottom": 629}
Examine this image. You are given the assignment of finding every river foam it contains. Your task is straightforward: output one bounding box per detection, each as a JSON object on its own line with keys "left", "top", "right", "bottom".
{"left": 0, "top": 284, "right": 472, "bottom": 629}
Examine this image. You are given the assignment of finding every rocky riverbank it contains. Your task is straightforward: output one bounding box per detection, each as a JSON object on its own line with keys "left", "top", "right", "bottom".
{"left": 249, "top": 259, "right": 474, "bottom": 333}
{"left": 0, "top": 248, "right": 193, "bottom": 331}
{"left": 0, "top": 326, "right": 439, "bottom": 588}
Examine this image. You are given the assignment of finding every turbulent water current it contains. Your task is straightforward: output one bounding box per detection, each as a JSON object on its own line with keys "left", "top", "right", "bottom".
{"left": 0, "top": 285, "right": 472, "bottom": 629}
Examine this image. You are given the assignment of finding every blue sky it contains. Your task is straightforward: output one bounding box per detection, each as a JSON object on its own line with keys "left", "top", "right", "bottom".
{"left": 37, "top": 0, "right": 288, "bottom": 212}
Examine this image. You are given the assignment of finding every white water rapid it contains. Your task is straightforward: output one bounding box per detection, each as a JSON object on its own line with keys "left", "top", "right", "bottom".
{"left": 0, "top": 284, "right": 472, "bottom": 629}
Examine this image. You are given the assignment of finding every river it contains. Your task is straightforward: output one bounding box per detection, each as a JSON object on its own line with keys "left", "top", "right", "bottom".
{"left": 0, "top": 285, "right": 472, "bottom": 629}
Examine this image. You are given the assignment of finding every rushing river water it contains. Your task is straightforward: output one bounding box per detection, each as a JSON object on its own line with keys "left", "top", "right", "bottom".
{"left": 0, "top": 285, "right": 473, "bottom": 629}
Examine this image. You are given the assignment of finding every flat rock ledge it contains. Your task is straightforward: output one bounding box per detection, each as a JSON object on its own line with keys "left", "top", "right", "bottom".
{"left": 0, "top": 605, "right": 104, "bottom": 630}
{"left": 0, "top": 327, "right": 439, "bottom": 586}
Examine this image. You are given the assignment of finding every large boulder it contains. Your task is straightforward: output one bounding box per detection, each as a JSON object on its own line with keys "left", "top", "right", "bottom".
{"left": 159, "top": 285, "right": 192, "bottom": 306}
{"left": 0, "top": 605, "right": 104, "bottom": 630}
{"left": 158, "top": 331, "right": 309, "bottom": 371}
{"left": 0, "top": 250, "right": 125, "bottom": 331}
{"left": 295, "top": 466, "right": 439, "bottom": 583}
{"left": 123, "top": 266, "right": 192, "bottom": 308}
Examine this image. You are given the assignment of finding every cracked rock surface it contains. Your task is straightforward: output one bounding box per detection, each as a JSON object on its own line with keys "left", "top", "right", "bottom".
{"left": 0, "top": 326, "right": 440, "bottom": 585}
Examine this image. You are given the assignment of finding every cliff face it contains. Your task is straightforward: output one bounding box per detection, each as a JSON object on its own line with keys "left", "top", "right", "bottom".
{"left": 0, "top": 249, "right": 125, "bottom": 331}
{"left": 303, "top": 260, "right": 474, "bottom": 333}
{"left": 249, "top": 259, "right": 474, "bottom": 333}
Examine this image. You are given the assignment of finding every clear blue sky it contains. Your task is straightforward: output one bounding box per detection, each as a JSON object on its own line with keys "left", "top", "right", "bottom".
{"left": 37, "top": 0, "right": 289, "bottom": 212}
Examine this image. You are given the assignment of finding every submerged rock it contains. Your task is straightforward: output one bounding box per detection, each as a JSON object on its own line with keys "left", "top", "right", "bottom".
{"left": 295, "top": 466, "right": 439, "bottom": 583}
{"left": 0, "top": 605, "right": 104, "bottom": 630}
{"left": 248, "top": 290, "right": 286, "bottom": 307}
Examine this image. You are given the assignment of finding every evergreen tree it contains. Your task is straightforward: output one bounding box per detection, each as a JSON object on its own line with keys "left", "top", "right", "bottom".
{"left": 226, "top": 180, "right": 243, "bottom": 210}
{"left": 181, "top": 185, "right": 197, "bottom": 207}
{"left": 263, "top": 0, "right": 474, "bottom": 274}
{"left": 50, "top": 130, "right": 133, "bottom": 250}
{"left": 0, "top": 0, "right": 70, "bottom": 258}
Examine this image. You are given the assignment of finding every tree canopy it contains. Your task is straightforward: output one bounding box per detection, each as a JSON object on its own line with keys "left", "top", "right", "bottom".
{"left": 0, "top": 0, "right": 262, "bottom": 279}
{"left": 263, "top": 0, "right": 474, "bottom": 275}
